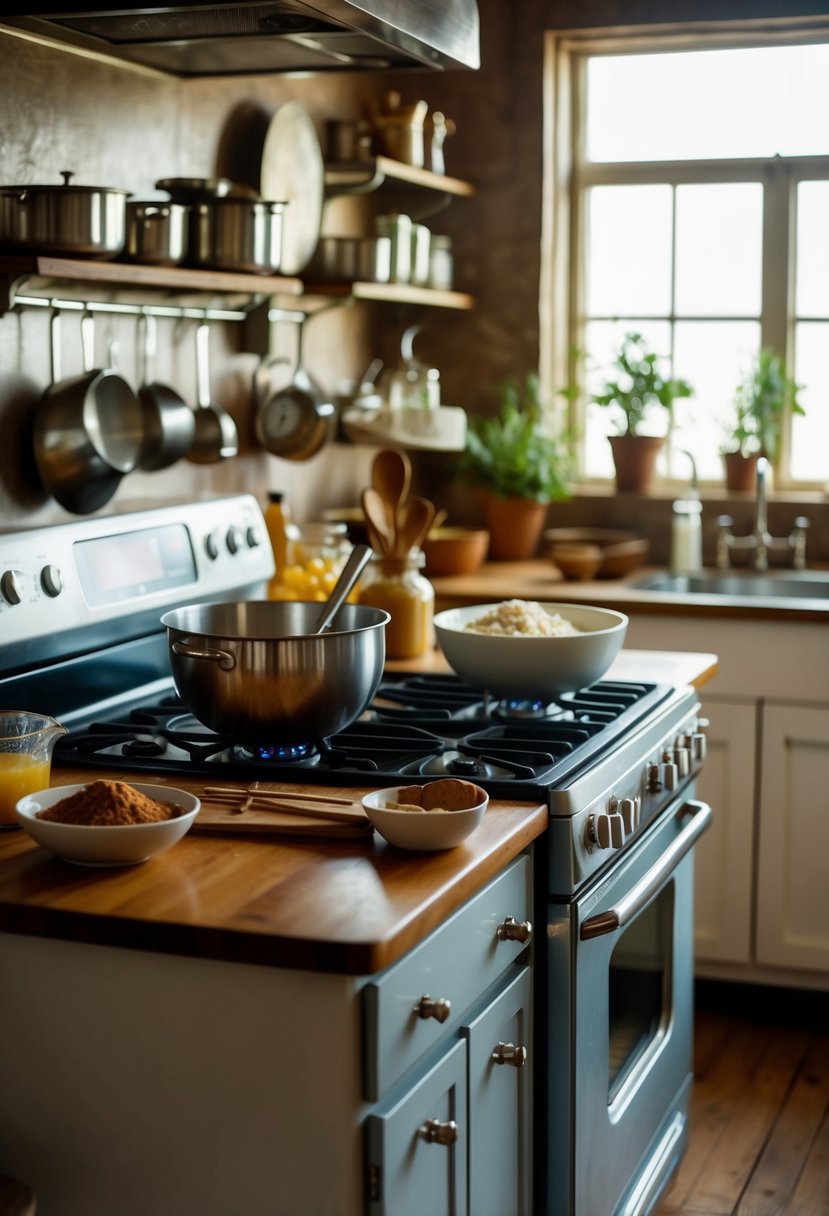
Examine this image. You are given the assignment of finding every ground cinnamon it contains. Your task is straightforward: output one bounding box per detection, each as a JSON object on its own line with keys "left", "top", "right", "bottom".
{"left": 38, "top": 780, "right": 181, "bottom": 826}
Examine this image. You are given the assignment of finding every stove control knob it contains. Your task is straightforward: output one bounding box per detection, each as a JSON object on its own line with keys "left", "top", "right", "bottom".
{"left": 690, "top": 731, "right": 708, "bottom": 761}
{"left": 40, "top": 564, "right": 63, "bottom": 598}
{"left": 674, "top": 745, "right": 691, "bottom": 778}
{"left": 647, "top": 763, "right": 662, "bottom": 792}
{"left": 204, "top": 532, "right": 220, "bottom": 561}
{"left": 1, "top": 569, "right": 23, "bottom": 605}
{"left": 246, "top": 525, "right": 264, "bottom": 549}
{"left": 660, "top": 752, "right": 679, "bottom": 791}
{"left": 619, "top": 797, "right": 638, "bottom": 833}
{"left": 592, "top": 812, "right": 625, "bottom": 849}
{"left": 226, "top": 526, "right": 242, "bottom": 555}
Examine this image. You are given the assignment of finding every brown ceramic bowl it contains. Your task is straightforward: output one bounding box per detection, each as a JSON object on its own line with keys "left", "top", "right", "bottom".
{"left": 421, "top": 527, "right": 490, "bottom": 577}
{"left": 543, "top": 529, "right": 649, "bottom": 579}
{"left": 549, "top": 542, "right": 603, "bottom": 581}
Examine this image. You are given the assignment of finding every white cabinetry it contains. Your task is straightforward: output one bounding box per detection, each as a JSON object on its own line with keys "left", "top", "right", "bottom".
{"left": 625, "top": 613, "right": 829, "bottom": 989}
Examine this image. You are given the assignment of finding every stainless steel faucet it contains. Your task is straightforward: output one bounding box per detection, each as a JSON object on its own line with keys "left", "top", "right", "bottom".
{"left": 715, "top": 457, "right": 809, "bottom": 571}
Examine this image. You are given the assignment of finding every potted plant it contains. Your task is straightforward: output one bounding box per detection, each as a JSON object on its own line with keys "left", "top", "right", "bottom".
{"left": 721, "top": 348, "right": 804, "bottom": 491}
{"left": 455, "top": 372, "right": 572, "bottom": 559}
{"left": 590, "top": 332, "right": 694, "bottom": 492}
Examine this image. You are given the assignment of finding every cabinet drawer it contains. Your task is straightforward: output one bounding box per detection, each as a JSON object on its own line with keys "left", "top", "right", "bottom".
{"left": 363, "top": 855, "right": 532, "bottom": 1101}
{"left": 365, "top": 1037, "right": 467, "bottom": 1216}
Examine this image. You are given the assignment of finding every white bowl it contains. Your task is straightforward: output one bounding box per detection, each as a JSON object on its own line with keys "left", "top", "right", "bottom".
{"left": 15, "top": 783, "right": 201, "bottom": 867}
{"left": 362, "top": 785, "right": 489, "bottom": 851}
{"left": 433, "top": 601, "right": 628, "bottom": 700}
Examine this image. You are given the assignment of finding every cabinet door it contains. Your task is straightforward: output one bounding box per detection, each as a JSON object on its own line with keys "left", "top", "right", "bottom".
{"left": 464, "top": 967, "right": 532, "bottom": 1216}
{"left": 756, "top": 703, "right": 829, "bottom": 973}
{"left": 365, "top": 1037, "right": 467, "bottom": 1216}
{"left": 693, "top": 698, "right": 756, "bottom": 965}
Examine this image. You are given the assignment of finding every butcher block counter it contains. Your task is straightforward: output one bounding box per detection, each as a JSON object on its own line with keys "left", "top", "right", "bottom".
{"left": 0, "top": 648, "right": 715, "bottom": 977}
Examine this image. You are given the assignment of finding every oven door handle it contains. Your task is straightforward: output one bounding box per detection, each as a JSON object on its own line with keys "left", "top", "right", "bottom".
{"left": 580, "top": 799, "right": 711, "bottom": 941}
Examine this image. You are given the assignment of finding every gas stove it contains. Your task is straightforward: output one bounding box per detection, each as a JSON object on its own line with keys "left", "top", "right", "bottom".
{"left": 50, "top": 672, "right": 671, "bottom": 799}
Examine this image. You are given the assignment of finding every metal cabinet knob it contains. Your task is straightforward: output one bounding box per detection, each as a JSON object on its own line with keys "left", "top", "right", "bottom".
{"left": 491, "top": 1041, "right": 527, "bottom": 1067}
{"left": 414, "top": 995, "right": 451, "bottom": 1023}
{"left": 496, "top": 915, "right": 532, "bottom": 944}
{"left": 418, "top": 1118, "right": 459, "bottom": 1146}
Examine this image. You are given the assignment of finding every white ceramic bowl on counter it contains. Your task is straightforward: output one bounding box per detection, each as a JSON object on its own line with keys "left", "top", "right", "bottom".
{"left": 433, "top": 601, "right": 628, "bottom": 700}
{"left": 15, "top": 783, "right": 201, "bottom": 866}
{"left": 362, "top": 784, "right": 489, "bottom": 851}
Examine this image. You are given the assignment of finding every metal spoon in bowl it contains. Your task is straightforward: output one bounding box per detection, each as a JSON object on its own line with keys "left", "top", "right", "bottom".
{"left": 311, "top": 544, "right": 373, "bottom": 634}
{"left": 185, "top": 319, "right": 239, "bottom": 464}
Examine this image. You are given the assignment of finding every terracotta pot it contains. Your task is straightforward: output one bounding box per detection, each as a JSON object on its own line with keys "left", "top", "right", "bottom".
{"left": 723, "top": 451, "right": 759, "bottom": 493}
{"left": 480, "top": 492, "right": 548, "bottom": 560}
{"left": 608, "top": 434, "right": 664, "bottom": 493}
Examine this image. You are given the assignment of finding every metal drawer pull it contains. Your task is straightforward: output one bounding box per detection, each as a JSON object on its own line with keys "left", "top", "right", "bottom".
{"left": 414, "top": 995, "right": 451, "bottom": 1023}
{"left": 496, "top": 915, "right": 532, "bottom": 944}
{"left": 491, "top": 1041, "right": 527, "bottom": 1067}
{"left": 418, "top": 1118, "right": 459, "bottom": 1146}
{"left": 580, "top": 800, "right": 712, "bottom": 941}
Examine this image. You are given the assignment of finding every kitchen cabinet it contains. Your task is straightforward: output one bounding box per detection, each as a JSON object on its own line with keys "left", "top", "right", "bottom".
{"left": 0, "top": 851, "right": 533, "bottom": 1216}
{"left": 623, "top": 612, "right": 829, "bottom": 990}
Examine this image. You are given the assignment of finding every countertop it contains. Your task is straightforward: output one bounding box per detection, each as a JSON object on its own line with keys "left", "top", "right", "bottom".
{"left": 430, "top": 561, "right": 829, "bottom": 622}
{"left": 0, "top": 649, "right": 717, "bottom": 977}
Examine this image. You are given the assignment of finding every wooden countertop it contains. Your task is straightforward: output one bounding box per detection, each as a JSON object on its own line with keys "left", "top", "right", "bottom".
{"left": 0, "top": 648, "right": 714, "bottom": 977}
{"left": 430, "top": 562, "right": 829, "bottom": 622}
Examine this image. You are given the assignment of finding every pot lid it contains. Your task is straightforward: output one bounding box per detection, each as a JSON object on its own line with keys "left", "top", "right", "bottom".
{"left": 5, "top": 170, "right": 129, "bottom": 196}
{"left": 259, "top": 102, "right": 324, "bottom": 275}
{"left": 156, "top": 177, "right": 260, "bottom": 202}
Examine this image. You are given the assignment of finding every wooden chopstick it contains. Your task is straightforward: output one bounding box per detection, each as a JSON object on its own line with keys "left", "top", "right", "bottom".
{"left": 201, "top": 788, "right": 366, "bottom": 824}
{"left": 202, "top": 784, "right": 354, "bottom": 806}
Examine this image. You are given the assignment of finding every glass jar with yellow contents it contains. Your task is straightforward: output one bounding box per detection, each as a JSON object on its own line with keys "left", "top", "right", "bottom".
{"left": 269, "top": 522, "right": 356, "bottom": 602}
{"left": 358, "top": 549, "right": 434, "bottom": 659}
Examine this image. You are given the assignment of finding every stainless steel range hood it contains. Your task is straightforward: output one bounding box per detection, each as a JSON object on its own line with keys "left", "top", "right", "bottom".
{"left": 1, "top": 0, "right": 480, "bottom": 76}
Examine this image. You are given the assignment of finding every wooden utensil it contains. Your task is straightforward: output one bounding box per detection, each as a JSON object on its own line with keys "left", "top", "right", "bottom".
{"left": 396, "top": 496, "right": 436, "bottom": 556}
{"left": 194, "top": 783, "right": 373, "bottom": 837}
{"left": 372, "top": 448, "right": 411, "bottom": 551}
{"left": 200, "top": 784, "right": 368, "bottom": 823}
{"left": 361, "top": 486, "right": 393, "bottom": 554}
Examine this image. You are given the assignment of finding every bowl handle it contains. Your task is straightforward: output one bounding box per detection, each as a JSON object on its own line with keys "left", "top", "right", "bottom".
{"left": 172, "top": 639, "right": 236, "bottom": 671}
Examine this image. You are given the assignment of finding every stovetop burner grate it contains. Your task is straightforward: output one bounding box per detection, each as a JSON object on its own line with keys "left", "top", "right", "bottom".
{"left": 53, "top": 674, "right": 669, "bottom": 798}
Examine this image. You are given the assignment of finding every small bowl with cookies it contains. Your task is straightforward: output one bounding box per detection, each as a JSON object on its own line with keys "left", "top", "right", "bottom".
{"left": 361, "top": 778, "right": 488, "bottom": 851}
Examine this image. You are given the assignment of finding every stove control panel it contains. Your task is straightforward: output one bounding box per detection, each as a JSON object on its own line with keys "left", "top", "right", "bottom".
{"left": 0, "top": 495, "right": 274, "bottom": 653}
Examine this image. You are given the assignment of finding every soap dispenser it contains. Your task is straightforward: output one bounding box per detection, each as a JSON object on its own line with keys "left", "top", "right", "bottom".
{"left": 671, "top": 450, "right": 703, "bottom": 574}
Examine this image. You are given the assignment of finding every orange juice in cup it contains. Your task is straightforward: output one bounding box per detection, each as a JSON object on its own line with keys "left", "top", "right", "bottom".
{"left": 0, "top": 712, "right": 67, "bottom": 827}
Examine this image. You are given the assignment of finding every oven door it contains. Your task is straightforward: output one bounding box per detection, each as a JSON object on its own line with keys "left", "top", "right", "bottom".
{"left": 546, "top": 794, "right": 711, "bottom": 1216}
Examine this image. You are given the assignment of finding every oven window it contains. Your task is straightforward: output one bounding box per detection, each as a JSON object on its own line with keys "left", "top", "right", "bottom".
{"left": 607, "top": 882, "right": 673, "bottom": 1103}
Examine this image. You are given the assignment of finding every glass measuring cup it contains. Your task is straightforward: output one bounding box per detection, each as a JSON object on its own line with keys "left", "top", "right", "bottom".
{"left": 0, "top": 712, "right": 68, "bottom": 828}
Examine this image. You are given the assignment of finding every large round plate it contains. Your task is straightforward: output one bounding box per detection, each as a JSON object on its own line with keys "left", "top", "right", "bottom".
{"left": 260, "top": 101, "right": 324, "bottom": 275}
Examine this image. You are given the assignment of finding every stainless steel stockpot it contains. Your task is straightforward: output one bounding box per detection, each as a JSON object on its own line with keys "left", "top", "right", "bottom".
{"left": 189, "top": 198, "right": 286, "bottom": 274}
{"left": 304, "top": 235, "right": 391, "bottom": 283}
{"left": 0, "top": 170, "right": 128, "bottom": 258}
{"left": 124, "top": 201, "right": 189, "bottom": 266}
{"left": 160, "top": 600, "right": 390, "bottom": 745}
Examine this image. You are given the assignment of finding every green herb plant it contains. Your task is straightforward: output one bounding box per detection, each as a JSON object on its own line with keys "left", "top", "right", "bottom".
{"left": 456, "top": 372, "right": 572, "bottom": 502}
{"left": 590, "top": 332, "right": 693, "bottom": 436}
{"left": 724, "top": 348, "right": 804, "bottom": 463}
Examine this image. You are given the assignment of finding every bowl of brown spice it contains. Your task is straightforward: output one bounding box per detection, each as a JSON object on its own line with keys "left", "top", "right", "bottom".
{"left": 15, "top": 780, "right": 200, "bottom": 866}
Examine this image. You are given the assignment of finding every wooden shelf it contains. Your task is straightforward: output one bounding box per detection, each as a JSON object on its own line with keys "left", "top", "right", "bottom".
{"left": 299, "top": 279, "right": 473, "bottom": 310}
{"left": 0, "top": 254, "right": 304, "bottom": 314}
{"left": 325, "top": 156, "right": 474, "bottom": 199}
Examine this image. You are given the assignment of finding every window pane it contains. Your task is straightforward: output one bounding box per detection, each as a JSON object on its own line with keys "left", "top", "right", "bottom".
{"left": 672, "top": 321, "right": 760, "bottom": 481}
{"left": 582, "top": 320, "right": 672, "bottom": 478}
{"left": 586, "top": 185, "right": 672, "bottom": 316}
{"left": 675, "top": 184, "right": 762, "bottom": 317}
{"left": 587, "top": 44, "right": 829, "bottom": 162}
{"left": 796, "top": 182, "right": 829, "bottom": 316}
{"left": 793, "top": 323, "right": 829, "bottom": 482}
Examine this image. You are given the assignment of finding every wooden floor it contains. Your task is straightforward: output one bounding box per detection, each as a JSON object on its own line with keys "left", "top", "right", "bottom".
{"left": 658, "top": 981, "right": 829, "bottom": 1216}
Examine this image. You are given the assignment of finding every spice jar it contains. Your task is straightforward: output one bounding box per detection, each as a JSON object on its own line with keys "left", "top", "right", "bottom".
{"left": 264, "top": 491, "right": 292, "bottom": 598}
{"left": 359, "top": 549, "right": 434, "bottom": 659}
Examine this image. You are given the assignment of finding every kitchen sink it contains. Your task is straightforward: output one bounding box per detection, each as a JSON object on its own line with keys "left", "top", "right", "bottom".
{"left": 631, "top": 570, "right": 829, "bottom": 600}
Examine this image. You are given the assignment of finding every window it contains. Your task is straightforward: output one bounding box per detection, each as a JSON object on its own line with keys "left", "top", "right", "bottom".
{"left": 551, "top": 29, "right": 829, "bottom": 489}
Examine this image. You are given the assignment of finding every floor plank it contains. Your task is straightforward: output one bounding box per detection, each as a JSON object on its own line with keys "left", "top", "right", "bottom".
{"left": 658, "top": 982, "right": 829, "bottom": 1216}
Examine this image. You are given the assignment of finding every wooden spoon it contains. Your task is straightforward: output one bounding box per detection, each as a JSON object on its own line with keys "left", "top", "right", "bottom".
{"left": 396, "top": 496, "right": 436, "bottom": 556}
{"left": 361, "top": 486, "right": 393, "bottom": 554}
{"left": 372, "top": 448, "right": 411, "bottom": 550}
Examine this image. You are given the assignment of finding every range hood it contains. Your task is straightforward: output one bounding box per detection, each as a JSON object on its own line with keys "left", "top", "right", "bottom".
{"left": 1, "top": 0, "right": 480, "bottom": 76}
